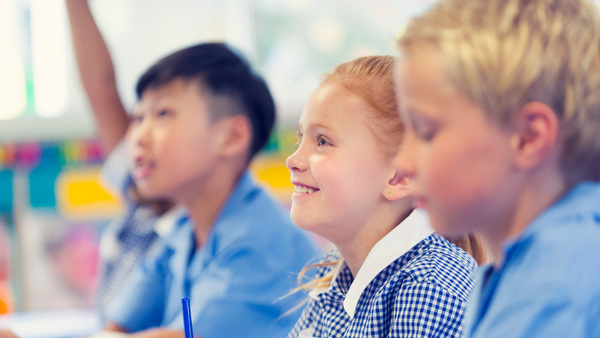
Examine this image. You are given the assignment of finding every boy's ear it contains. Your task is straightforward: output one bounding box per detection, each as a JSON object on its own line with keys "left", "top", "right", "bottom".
{"left": 218, "top": 114, "right": 252, "bottom": 158}
{"left": 510, "top": 101, "right": 559, "bottom": 170}
{"left": 383, "top": 172, "right": 412, "bottom": 201}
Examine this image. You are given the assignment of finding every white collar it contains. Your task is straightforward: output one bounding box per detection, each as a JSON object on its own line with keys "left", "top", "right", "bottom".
{"left": 343, "top": 209, "right": 433, "bottom": 318}
{"left": 154, "top": 206, "right": 187, "bottom": 237}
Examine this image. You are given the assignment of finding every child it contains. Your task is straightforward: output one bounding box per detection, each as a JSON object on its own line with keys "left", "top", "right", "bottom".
{"left": 65, "top": 0, "right": 175, "bottom": 319}
{"left": 395, "top": 0, "right": 600, "bottom": 336}
{"left": 286, "top": 55, "right": 485, "bottom": 337}
{"left": 93, "top": 39, "right": 318, "bottom": 338}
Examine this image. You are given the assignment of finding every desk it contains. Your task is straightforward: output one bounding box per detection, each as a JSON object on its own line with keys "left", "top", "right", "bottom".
{"left": 0, "top": 308, "right": 101, "bottom": 338}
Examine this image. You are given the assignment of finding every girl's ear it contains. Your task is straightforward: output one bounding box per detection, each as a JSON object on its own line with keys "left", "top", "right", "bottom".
{"left": 383, "top": 171, "right": 412, "bottom": 201}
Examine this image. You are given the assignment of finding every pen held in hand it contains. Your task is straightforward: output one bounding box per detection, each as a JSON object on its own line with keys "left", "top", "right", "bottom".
{"left": 181, "top": 297, "right": 193, "bottom": 338}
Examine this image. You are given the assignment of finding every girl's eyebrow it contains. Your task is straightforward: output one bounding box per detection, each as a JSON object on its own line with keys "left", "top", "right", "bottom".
{"left": 304, "top": 123, "right": 336, "bottom": 134}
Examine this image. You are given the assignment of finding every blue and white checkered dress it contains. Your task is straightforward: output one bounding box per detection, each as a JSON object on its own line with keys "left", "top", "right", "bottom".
{"left": 96, "top": 202, "right": 161, "bottom": 320}
{"left": 289, "top": 233, "right": 477, "bottom": 337}
{"left": 95, "top": 143, "right": 166, "bottom": 320}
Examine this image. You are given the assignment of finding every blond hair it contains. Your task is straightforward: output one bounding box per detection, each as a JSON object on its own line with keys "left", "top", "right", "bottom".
{"left": 397, "top": 0, "right": 600, "bottom": 184}
{"left": 297, "top": 56, "right": 487, "bottom": 293}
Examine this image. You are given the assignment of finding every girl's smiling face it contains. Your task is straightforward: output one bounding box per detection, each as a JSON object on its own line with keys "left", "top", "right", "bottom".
{"left": 286, "top": 84, "right": 395, "bottom": 245}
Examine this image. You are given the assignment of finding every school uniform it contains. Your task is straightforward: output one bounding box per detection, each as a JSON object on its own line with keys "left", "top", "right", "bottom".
{"left": 463, "top": 181, "right": 600, "bottom": 337}
{"left": 289, "top": 210, "right": 477, "bottom": 338}
{"left": 106, "top": 171, "right": 320, "bottom": 338}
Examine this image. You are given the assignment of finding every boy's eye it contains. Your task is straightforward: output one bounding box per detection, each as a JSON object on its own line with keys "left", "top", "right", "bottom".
{"left": 130, "top": 113, "right": 143, "bottom": 124}
{"left": 406, "top": 111, "right": 437, "bottom": 142}
{"left": 157, "top": 109, "right": 171, "bottom": 118}
{"left": 416, "top": 128, "right": 435, "bottom": 141}
{"left": 411, "top": 121, "right": 437, "bottom": 142}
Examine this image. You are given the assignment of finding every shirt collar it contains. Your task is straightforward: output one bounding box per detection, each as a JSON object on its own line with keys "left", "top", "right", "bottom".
{"left": 213, "top": 170, "right": 255, "bottom": 221}
{"left": 161, "top": 170, "right": 255, "bottom": 251}
{"left": 154, "top": 206, "right": 187, "bottom": 238}
{"left": 343, "top": 209, "right": 433, "bottom": 318}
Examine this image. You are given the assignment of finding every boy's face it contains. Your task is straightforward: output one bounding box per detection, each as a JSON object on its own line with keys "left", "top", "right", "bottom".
{"left": 286, "top": 84, "right": 394, "bottom": 244}
{"left": 127, "top": 79, "right": 225, "bottom": 202}
{"left": 394, "top": 47, "right": 520, "bottom": 236}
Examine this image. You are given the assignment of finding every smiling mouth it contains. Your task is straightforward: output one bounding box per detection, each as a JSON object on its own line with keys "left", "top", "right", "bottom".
{"left": 133, "top": 158, "right": 155, "bottom": 179}
{"left": 294, "top": 185, "right": 319, "bottom": 194}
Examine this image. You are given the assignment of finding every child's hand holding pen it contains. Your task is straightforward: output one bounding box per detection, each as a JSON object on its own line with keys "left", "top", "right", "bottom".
{"left": 182, "top": 297, "right": 194, "bottom": 338}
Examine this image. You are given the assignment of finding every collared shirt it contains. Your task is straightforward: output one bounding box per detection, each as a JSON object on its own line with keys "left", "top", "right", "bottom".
{"left": 289, "top": 210, "right": 477, "bottom": 337}
{"left": 106, "top": 171, "right": 320, "bottom": 338}
{"left": 463, "top": 181, "right": 600, "bottom": 338}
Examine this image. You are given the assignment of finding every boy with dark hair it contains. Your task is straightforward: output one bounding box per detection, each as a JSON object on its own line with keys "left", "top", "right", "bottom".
{"left": 134, "top": 42, "right": 274, "bottom": 161}
{"left": 104, "top": 42, "right": 318, "bottom": 338}
{"left": 102, "top": 42, "right": 318, "bottom": 338}
{"left": 65, "top": 2, "right": 318, "bottom": 338}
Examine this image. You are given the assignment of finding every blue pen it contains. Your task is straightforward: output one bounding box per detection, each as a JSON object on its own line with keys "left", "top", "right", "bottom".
{"left": 182, "top": 297, "right": 193, "bottom": 338}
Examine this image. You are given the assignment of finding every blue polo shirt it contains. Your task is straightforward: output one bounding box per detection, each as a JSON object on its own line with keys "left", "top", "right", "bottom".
{"left": 463, "top": 181, "right": 600, "bottom": 337}
{"left": 106, "top": 171, "right": 319, "bottom": 337}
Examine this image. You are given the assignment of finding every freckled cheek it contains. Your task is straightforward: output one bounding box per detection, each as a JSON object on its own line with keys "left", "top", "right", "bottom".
{"left": 315, "top": 165, "right": 348, "bottom": 197}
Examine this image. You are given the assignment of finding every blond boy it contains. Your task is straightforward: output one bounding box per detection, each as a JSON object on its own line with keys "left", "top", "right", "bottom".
{"left": 394, "top": 0, "right": 600, "bottom": 336}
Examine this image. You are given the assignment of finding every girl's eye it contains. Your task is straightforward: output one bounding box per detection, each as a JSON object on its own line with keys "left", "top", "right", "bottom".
{"left": 317, "top": 136, "right": 331, "bottom": 146}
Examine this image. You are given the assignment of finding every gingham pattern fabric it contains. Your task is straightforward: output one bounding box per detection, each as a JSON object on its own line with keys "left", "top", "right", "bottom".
{"left": 95, "top": 202, "right": 161, "bottom": 320}
{"left": 289, "top": 234, "right": 477, "bottom": 338}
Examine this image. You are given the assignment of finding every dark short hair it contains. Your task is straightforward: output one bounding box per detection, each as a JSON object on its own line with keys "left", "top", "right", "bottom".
{"left": 135, "top": 43, "right": 275, "bottom": 160}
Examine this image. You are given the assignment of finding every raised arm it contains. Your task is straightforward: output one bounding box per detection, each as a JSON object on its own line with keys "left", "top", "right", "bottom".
{"left": 65, "top": 0, "right": 130, "bottom": 154}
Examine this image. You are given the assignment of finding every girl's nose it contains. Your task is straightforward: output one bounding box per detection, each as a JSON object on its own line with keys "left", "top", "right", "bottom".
{"left": 286, "top": 147, "right": 306, "bottom": 173}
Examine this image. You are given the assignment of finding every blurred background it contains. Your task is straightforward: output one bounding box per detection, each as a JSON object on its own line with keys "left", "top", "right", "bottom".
{"left": 0, "top": 0, "right": 467, "bottom": 317}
